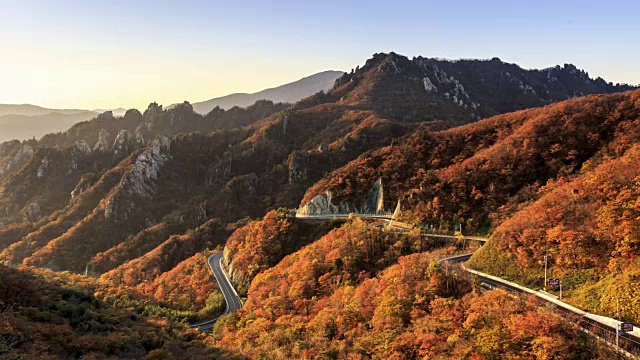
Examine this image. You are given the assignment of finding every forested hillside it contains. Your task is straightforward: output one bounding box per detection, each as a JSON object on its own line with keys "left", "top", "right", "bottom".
{"left": 0, "top": 264, "right": 221, "bottom": 359}
{"left": 212, "top": 219, "right": 612, "bottom": 359}
{"left": 303, "top": 89, "right": 640, "bottom": 326}
{"left": 0, "top": 52, "right": 636, "bottom": 359}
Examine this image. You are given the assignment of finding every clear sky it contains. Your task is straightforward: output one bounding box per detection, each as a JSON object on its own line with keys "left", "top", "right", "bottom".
{"left": 1, "top": 0, "right": 638, "bottom": 110}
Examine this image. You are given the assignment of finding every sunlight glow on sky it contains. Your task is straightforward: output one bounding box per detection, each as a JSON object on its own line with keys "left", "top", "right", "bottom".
{"left": 0, "top": 0, "right": 639, "bottom": 110}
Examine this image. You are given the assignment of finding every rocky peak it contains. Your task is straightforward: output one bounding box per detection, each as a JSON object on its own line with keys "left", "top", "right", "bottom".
{"left": 143, "top": 102, "right": 163, "bottom": 120}
{"left": 124, "top": 108, "right": 143, "bottom": 123}
{"left": 96, "top": 111, "right": 114, "bottom": 120}
{"left": 173, "top": 101, "right": 194, "bottom": 113}
{"left": 71, "top": 175, "right": 95, "bottom": 199}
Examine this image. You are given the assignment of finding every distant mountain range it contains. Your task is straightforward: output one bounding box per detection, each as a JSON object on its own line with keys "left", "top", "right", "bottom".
{"left": 190, "top": 70, "right": 344, "bottom": 114}
{"left": 0, "top": 104, "right": 90, "bottom": 118}
{"left": 0, "top": 111, "right": 97, "bottom": 142}
{"left": 0, "top": 106, "right": 130, "bottom": 143}
{"left": 0, "top": 71, "right": 343, "bottom": 142}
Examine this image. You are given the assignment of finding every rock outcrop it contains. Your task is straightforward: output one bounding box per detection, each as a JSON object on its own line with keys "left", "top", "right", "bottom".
{"left": 71, "top": 175, "right": 96, "bottom": 199}
{"left": 97, "top": 111, "right": 114, "bottom": 120}
{"left": 36, "top": 156, "right": 50, "bottom": 178}
{"left": 69, "top": 140, "right": 91, "bottom": 172}
{"left": 221, "top": 248, "right": 249, "bottom": 295}
{"left": 364, "top": 178, "right": 384, "bottom": 213}
{"left": 23, "top": 202, "right": 42, "bottom": 222}
{"left": 112, "top": 129, "right": 145, "bottom": 156}
{"left": 296, "top": 190, "right": 357, "bottom": 216}
{"left": 0, "top": 143, "right": 34, "bottom": 177}
{"left": 288, "top": 151, "right": 309, "bottom": 183}
{"left": 93, "top": 129, "right": 111, "bottom": 152}
{"left": 297, "top": 179, "right": 387, "bottom": 216}
{"left": 105, "top": 136, "right": 171, "bottom": 220}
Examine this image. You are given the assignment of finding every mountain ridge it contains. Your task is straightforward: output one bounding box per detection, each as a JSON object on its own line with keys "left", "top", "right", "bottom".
{"left": 0, "top": 104, "right": 92, "bottom": 117}
{"left": 330, "top": 52, "right": 637, "bottom": 125}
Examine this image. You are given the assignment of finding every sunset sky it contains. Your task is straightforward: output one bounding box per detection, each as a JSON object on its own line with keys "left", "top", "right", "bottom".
{"left": 1, "top": 0, "right": 638, "bottom": 110}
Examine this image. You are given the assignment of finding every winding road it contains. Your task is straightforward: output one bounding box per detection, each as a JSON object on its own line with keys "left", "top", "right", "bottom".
{"left": 193, "top": 216, "right": 640, "bottom": 356}
{"left": 190, "top": 251, "right": 242, "bottom": 332}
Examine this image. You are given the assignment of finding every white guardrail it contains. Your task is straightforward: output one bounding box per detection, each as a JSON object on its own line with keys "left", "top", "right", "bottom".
{"left": 461, "top": 263, "right": 640, "bottom": 340}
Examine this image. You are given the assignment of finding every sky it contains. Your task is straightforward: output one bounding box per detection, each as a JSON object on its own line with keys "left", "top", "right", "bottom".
{"left": 0, "top": 0, "right": 639, "bottom": 110}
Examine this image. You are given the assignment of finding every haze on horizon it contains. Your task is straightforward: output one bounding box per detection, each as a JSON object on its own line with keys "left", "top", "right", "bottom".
{"left": 1, "top": 0, "right": 639, "bottom": 110}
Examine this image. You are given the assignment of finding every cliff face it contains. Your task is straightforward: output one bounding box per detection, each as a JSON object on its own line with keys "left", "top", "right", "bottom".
{"left": 297, "top": 179, "right": 386, "bottom": 216}
{"left": 365, "top": 178, "right": 384, "bottom": 213}
{"left": 93, "top": 128, "right": 111, "bottom": 152}
{"left": 105, "top": 136, "right": 171, "bottom": 220}
{"left": 0, "top": 141, "right": 36, "bottom": 182}
{"left": 296, "top": 190, "right": 357, "bottom": 216}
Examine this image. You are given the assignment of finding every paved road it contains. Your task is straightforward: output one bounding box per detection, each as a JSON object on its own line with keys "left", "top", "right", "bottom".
{"left": 193, "top": 217, "right": 640, "bottom": 355}
{"left": 295, "top": 213, "right": 394, "bottom": 221}
{"left": 190, "top": 251, "right": 242, "bottom": 332}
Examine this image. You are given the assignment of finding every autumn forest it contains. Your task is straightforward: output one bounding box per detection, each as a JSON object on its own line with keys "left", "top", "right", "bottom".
{"left": 1, "top": 51, "right": 639, "bottom": 359}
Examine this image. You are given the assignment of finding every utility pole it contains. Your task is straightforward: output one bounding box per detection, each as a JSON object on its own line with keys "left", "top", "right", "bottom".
{"left": 559, "top": 279, "right": 562, "bottom": 300}
{"left": 544, "top": 255, "right": 548, "bottom": 289}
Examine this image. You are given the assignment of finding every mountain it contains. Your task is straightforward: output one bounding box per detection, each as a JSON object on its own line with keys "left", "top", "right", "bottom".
{"left": 0, "top": 105, "right": 100, "bottom": 143}
{"left": 0, "top": 52, "right": 635, "bottom": 359}
{"left": 299, "top": 89, "right": 640, "bottom": 325}
{"left": 0, "top": 104, "right": 91, "bottom": 117}
{"left": 93, "top": 107, "right": 128, "bottom": 116}
{"left": 0, "top": 111, "right": 98, "bottom": 143}
{"left": 190, "top": 70, "right": 344, "bottom": 113}
{"left": 332, "top": 52, "right": 636, "bottom": 125}
{"left": 0, "top": 106, "right": 131, "bottom": 143}
{"left": 0, "top": 52, "right": 634, "bottom": 273}
{"left": 215, "top": 215, "right": 612, "bottom": 358}
{"left": 0, "top": 70, "right": 342, "bottom": 142}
